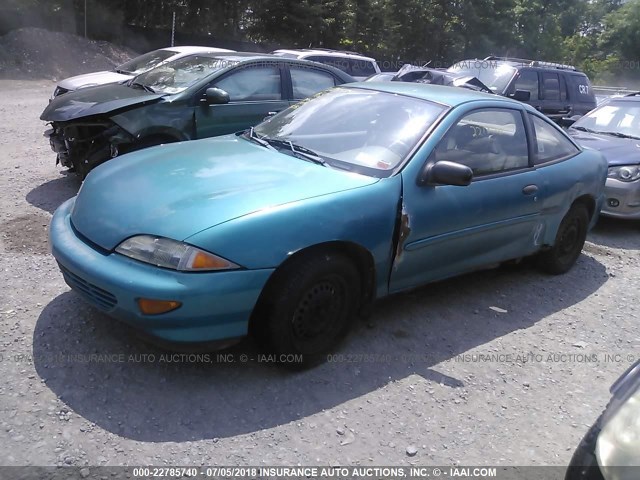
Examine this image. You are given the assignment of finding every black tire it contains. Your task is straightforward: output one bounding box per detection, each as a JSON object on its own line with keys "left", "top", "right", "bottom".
{"left": 538, "top": 204, "right": 589, "bottom": 275}
{"left": 260, "top": 252, "right": 361, "bottom": 367}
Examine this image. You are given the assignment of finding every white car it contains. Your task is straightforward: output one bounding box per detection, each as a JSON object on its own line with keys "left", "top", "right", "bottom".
{"left": 271, "top": 48, "right": 380, "bottom": 80}
{"left": 52, "top": 46, "right": 235, "bottom": 97}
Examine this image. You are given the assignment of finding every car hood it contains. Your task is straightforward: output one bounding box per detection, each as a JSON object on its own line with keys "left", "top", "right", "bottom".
{"left": 41, "top": 83, "right": 164, "bottom": 122}
{"left": 57, "top": 71, "right": 133, "bottom": 91}
{"left": 71, "top": 135, "right": 379, "bottom": 251}
{"left": 569, "top": 129, "right": 640, "bottom": 167}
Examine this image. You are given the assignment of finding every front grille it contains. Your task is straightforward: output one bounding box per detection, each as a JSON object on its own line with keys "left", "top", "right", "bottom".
{"left": 58, "top": 264, "right": 118, "bottom": 311}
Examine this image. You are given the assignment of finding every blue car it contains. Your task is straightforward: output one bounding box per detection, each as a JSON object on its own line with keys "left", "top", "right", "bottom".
{"left": 50, "top": 82, "right": 607, "bottom": 364}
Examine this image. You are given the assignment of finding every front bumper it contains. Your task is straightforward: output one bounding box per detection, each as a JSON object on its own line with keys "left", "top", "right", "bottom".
{"left": 601, "top": 178, "right": 640, "bottom": 219}
{"left": 44, "top": 127, "right": 72, "bottom": 168}
{"left": 50, "top": 198, "right": 274, "bottom": 344}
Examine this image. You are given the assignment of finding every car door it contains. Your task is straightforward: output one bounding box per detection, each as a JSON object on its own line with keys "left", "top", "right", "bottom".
{"left": 508, "top": 69, "right": 542, "bottom": 111}
{"left": 390, "top": 107, "right": 546, "bottom": 293}
{"left": 527, "top": 112, "right": 584, "bottom": 221}
{"left": 194, "top": 62, "right": 290, "bottom": 139}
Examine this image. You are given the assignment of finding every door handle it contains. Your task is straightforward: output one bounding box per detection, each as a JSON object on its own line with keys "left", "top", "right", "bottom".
{"left": 522, "top": 184, "right": 539, "bottom": 195}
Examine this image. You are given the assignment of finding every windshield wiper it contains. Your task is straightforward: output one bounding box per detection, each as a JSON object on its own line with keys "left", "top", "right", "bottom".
{"left": 129, "top": 81, "right": 155, "bottom": 93}
{"left": 572, "top": 126, "right": 596, "bottom": 133}
{"left": 263, "top": 138, "right": 327, "bottom": 166}
{"left": 597, "top": 131, "right": 640, "bottom": 140}
{"left": 244, "top": 127, "right": 276, "bottom": 151}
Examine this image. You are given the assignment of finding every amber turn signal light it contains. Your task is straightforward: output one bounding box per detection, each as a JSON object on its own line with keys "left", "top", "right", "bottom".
{"left": 137, "top": 298, "right": 182, "bottom": 315}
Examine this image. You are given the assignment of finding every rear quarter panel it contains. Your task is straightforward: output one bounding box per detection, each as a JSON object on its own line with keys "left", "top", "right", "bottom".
{"left": 538, "top": 148, "right": 607, "bottom": 245}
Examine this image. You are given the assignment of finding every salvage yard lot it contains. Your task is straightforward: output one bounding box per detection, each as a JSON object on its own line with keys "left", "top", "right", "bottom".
{"left": 0, "top": 80, "right": 638, "bottom": 467}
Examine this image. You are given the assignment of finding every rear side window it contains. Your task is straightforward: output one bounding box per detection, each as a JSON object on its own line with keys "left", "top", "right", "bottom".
{"left": 529, "top": 114, "right": 579, "bottom": 164}
{"left": 542, "top": 73, "right": 560, "bottom": 101}
{"left": 513, "top": 70, "right": 539, "bottom": 100}
{"left": 290, "top": 67, "right": 336, "bottom": 99}
{"left": 349, "top": 59, "right": 376, "bottom": 77}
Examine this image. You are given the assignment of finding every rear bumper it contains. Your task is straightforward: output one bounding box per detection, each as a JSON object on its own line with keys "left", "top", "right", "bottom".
{"left": 50, "top": 198, "right": 274, "bottom": 344}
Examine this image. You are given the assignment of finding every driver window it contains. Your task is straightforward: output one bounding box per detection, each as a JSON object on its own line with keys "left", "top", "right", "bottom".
{"left": 213, "top": 66, "right": 282, "bottom": 102}
{"left": 434, "top": 109, "right": 529, "bottom": 176}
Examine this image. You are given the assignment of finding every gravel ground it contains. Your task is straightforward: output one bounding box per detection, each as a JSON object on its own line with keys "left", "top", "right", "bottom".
{"left": 0, "top": 80, "right": 639, "bottom": 470}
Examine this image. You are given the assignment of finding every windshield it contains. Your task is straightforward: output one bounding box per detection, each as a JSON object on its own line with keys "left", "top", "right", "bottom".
{"left": 573, "top": 101, "right": 640, "bottom": 138}
{"left": 116, "top": 49, "right": 176, "bottom": 75}
{"left": 132, "top": 55, "right": 234, "bottom": 94}
{"left": 447, "top": 60, "right": 516, "bottom": 93}
{"left": 253, "top": 87, "right": 446, "bottom": 176}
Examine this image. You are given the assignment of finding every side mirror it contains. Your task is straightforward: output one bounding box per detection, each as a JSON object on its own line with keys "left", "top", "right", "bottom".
{"left": 419, "top": 160, "right": 473, "bottom": 186}
{"left": 560, "top": 115, "right": 581, "bottom": 128}
{"left": 205, "top": 87, "right": 230, "bottom": 105}
{"left": 510, "top": 89, "right": 531, "bottom": 102}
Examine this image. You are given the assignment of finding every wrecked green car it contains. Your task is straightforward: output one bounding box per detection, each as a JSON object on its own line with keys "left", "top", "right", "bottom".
{"left": 41, "top": 52, "right": 354, "bottom": 178}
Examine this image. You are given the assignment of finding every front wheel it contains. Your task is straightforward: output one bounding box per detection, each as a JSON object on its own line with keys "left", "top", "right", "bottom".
{"left": 538, "top": 204, "right": 589, "bottom": 274}
{"left": 260, "top": 252, "right": 361, "bottom": 367}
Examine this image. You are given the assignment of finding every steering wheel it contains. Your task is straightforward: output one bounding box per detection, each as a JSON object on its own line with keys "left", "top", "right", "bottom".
{"left": 472, "top": 125, "right": 488, "bottom": 137}
{"left": 365, "top": 111, "right": 412, "bottom": 154}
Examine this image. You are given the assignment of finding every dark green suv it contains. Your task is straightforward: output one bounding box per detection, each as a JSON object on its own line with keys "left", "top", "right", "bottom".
{"left": 41, "top": 53, "right": 354, "bottom": 177}
{"left": 448, "top": 56, "right": 597, "bottom": 122}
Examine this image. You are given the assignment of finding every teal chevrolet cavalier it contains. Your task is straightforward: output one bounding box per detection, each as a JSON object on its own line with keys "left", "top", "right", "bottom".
{"left": 50, "top": 82, "right": 608, "bottom": 365}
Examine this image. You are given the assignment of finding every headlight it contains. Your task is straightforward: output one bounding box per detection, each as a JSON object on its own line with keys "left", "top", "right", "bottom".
{"left": 595, "top": 361, "right": 640, "bottom": 479}
{"left": 608, "top": 166, "right": 640, "bottom": 182}
{"left": 596, "top": 390, "right": 640, "bottom": 478}
{"left": 115, "top": 235, "right": 239, "bottom": 271}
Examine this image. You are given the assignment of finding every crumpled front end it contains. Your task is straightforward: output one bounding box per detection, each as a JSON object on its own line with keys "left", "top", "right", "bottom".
{"left": 44, "top": 119, "right": 134, "bottom": 177}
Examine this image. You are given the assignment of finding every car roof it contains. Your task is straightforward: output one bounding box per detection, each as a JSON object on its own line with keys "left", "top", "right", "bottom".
{"left": 272, "top": 49, "right": 376, "bottom": 62}
{"left": 185, "top": 51, "right": 355, "bottom": 68}
{"left": 452, "top": 57, "right": 585, "bottom": 74}
{"left": 162, "top": 52, "right": 355, "bottom": 83}
{"left": 349, "top": 81, "right": 524, "bottom": 108}
{"left": 159, "top": 46, "right": 235, "bottom": 54}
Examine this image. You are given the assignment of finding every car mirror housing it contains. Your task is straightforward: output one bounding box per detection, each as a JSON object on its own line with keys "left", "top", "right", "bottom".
{"left": 205, "top": 87, "right": 230, "bottom": 105}
{"left": 510, "top": 89, "right": 531, "bottom": 102}
{"left": 418, "top": 160, "right": 473, "bottom": 187}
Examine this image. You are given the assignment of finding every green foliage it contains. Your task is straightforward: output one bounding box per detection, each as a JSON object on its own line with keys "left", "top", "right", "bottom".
{"left": 2, "top": 0, "right": 639, "bottom": 84}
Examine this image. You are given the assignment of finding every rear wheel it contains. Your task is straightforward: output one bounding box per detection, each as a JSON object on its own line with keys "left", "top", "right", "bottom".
{"left": 260, "top": 252, "right": 360, "bottom": 368}
{"left": 538, "top": 204, "right": 589, "bottom": 274}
